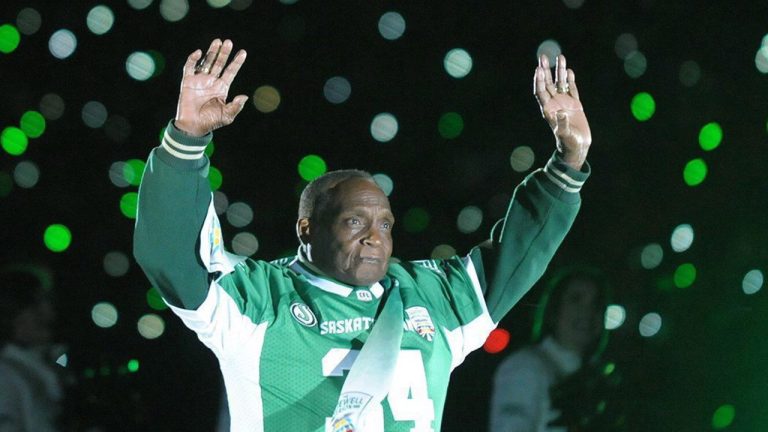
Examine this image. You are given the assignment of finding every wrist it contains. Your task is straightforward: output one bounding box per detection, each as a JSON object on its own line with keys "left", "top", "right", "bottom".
{"left": 173, "top": 119, "right": 208, "bottom": 137}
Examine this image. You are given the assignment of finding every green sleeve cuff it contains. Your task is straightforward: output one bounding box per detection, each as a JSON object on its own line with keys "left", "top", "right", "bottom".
{"left": 155, "top": 120, "right": 213, "bottom": 170}
{"left": 538, "top": 151, "right": 590, "bottom": 203}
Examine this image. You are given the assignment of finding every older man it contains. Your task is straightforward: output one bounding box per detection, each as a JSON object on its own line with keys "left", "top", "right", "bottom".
{"left": 133, "top": 38, "right": 591, "bottom": 432}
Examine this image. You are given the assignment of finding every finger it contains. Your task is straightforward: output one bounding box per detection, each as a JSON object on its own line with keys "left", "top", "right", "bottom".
{"left": 567, "top": 68, "right": 580, "bottom": 100}
{"left": 199, "top": 39, "right": 223, "bottom": 73}
{"left": 183, "top": 49, "right": 203, "bottom": 77}
{"left": 540, "top": 54, "right": 557, "bottom": 96}
{"left": 222, "top": 95, "right": 249, "bottom": 124}
{"left": 534, "top": 67, "right": 551, "bottom": 109}
{"left": 556, "top": 55, "right": 568, "bottom": 92}
{"left": 210, "top": 39, "right": 233, "bottom": 77}
{"left": 220, "top": 49, "right": 247, "bottom": 87}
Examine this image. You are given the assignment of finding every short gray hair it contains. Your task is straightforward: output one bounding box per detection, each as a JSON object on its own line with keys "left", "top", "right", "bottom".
{"left": 298, "top": 169, "right": 377, "bottom": 222}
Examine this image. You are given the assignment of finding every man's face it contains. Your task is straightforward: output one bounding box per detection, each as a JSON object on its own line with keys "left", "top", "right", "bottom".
{"left": 308, "top": 178, "right": 394, "bottom": 286}
{"left": 554, "top": 279, "right": 603, "bottom": 354}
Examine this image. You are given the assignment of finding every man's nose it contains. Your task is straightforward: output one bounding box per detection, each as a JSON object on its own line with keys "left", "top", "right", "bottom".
{"left": 362, "top": 226, "right": 383, "bottom": 246}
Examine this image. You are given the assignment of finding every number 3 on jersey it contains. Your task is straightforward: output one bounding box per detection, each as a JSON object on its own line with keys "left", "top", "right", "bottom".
{"left": 323, "top": 348, "right": 435, "bottom": 431}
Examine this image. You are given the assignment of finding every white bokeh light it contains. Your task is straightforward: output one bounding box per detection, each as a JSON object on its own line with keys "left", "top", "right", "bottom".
{"left": 87, "top": 5, "right": 115, "bottom": 35}
{"left": 639, "top": 312, "right": 662, "bottom": 337}
{"left": 742, "top": 269, "right": 764, "bottom": 295}
{"left": 126, "top": 51, "right": 156, "bottom": 81}
{"left": 444, "top": 49, "right": 473, "bottom": 78}
{"left": 92, "top": 302, "right": 118, "bottom": 328}
{"left": 49, "top": 29, "right": 77, "bottom": 59}
{"left": 370, "top": 113, "right": 398, "bottom": 142}
{"left": 605, "top": 305, "right": 626, "bottom": 330}
{"left": 378, "top": 12, "right": 406, "bottom": 40}
{"left": 670, "top": 224, "right": 694, "bottom": 252}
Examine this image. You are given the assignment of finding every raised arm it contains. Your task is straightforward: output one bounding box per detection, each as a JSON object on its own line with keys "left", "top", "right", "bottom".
{"left": 133, "top": 39, "right": 248, "bottom": 309}
{"left": 473, "top": 54, "right": 592, "bottom": 322}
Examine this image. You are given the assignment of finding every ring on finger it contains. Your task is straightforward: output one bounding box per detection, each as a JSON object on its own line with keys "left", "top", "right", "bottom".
{"left": 557, "top": 85, "right": 570, "bottom": 94}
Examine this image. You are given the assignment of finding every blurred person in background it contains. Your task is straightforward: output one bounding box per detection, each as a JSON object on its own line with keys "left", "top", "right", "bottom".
{"left": 489, "top": 266, "right": 624, "bottom": 432}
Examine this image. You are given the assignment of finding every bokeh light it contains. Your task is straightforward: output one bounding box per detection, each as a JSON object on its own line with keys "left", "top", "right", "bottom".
{"left": 431, "top": 244, "right": 456, "bottom": 259}
{"left": 103, "top": 251, "right": 130, "bottom": 277}
{"left": 127, "top": 359, "right": 140, "bottom": 373}
{"left": 712, "top": 404, "right": 736, "bottom": 430}
{"left": 213, "top": 190, "right": 229, "bottom": 215}
{"left": 536, "top": 39, "right": 561, "bottom": 65}
{"left": 49, "top": 29, "right": 77, "bottom": 59}
{"left": 630, "top": 92, "right": 655, "bottom": 122}
{"left": 126, "top": 51, "right": 156, "bottom": 81}
{"left": 226, "top": 202, "right": 254, "bottom": 228}
{"left": 605, "top": 305, "right": 626, "bottom": 330}
{"left": 624, "top": 51, "right": 647, "bottom": 78}
{"left": 128, "top": 0, "right": 154, "bottom": 9}
{"left": 20, "top": 111, "right": 46, "bottom": 138}
{"left": 373, "top": 173, "right": 394, "bottom": 196}
{"left": 44, "top": 224, "right": 72, "bottom": 252}
{"left": 640, "top": 243, "right": 664, "bottom": 269}
{"left": 0, "top": 24, "right": 21, "bottom": 54}
{"left": 670, "top": 224, "right": 694, "bottom": 252}
{"left": 16, "top": 8, "right": 42, "bottom": 36}
{"left": 457, "top": 205, "right": 483, "bottom": 234}
{"left": 679, "top": 60, "right": 701, "bottom": 87}
{"left": 562, "top": 0, "right": 586, "bottom": 9}
{"left": 208, "top": 166, "right": 223, "bottom": 190}
{"left": 120, "top": 192, "right": 139, "bottom": 219}
{"left": 510, "top": 146, "right": 535, "bottom": 172}
{"left": 639, "top": 312, "right": 662, "bottom": 337}
{"left": 323, "top": 76, "right": 351, "bottom": 104}
{"left": 123, "top": 159, "right": 146, "bottom": 186}
{"left": 82, "top": 101, "right": 108, "bottom": 128}
{"left": 146, "top": 287, "right": 168, "bottom": 310}
{"left": 674, "top": 263, "right": 697, "bottom": 288}
{"left": 1, "top": 127, "right": 28, "bottom": 156}
{"left": 137, "top": 314, "right": 165, "bottom": 339}
{"left": 699, "top": 122, "right": 723, "bottom": 151}
{"left": 683, "top": 158, "right": 707, "bottom": 186}
{"left": 91, "top": 302, "right": 118, "bottom": 328}
{"left": 444, "top": 48, "right": 473, "bottom": 78}
{"left": 755, "top": 47, "right": 768, "bottom": 74}
{"left": 87, "top": 5, "right": 115, "bottom": 35}
{"left": 232, "top": 232, "right": 259, "bottom": 256}
{"left": 438, "top": 112, "right": 464, "bottom": 139}
{"left": 298, "top": 154, "right": 327, "bottom": 181}
{"left": 159, "top": 0, "right": 190, "bottom": 22}
{"left": 742, "top": 269, "right": 763, "bottom": 295}
{"left": 403, "top": 207, "right": 430, "bottom": 233}
{"left": 370, "top": 113, "right": 398, "bottom": 142}
{"left": 253, "top": 85, "right": 281, "bottom": 113}
{"left": 614, "top": 33, "right": 638, "bottom": 59}
{"left": 109, "top": 162, "right": 130, "bottom": 187}
{"left": 207, "top": 0, "right": 231, "bottom": 7}
{"left": 40, "top": 93, "right": 65, "bottom": 120}
{"left": 378, "top": 12, "right": 406, "bottom": 40}
{"left": 13, "top": 161, "right": 39, "bottom": 188}
{"left": 483, "top": 328, "right": 510, "bottom": 354}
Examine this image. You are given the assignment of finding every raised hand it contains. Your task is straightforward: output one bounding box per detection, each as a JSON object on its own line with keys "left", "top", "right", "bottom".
{"left": 175, "top": 39, "right": 249, "bottom": 136}
{"left": 534, "top": 54, "right": 591, "bottom": 170}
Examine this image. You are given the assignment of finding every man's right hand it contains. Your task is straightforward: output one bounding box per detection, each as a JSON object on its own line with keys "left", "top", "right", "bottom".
{"left": 174, "top": 39, "right": 248, "bottom": 137}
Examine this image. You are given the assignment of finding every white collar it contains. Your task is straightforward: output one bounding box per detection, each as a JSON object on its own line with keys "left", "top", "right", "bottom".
{"left": 292, "top": 249, "right": 384, "bottom": 298}
{"left": 540, "top": 336, "right": 583, "bottom": 375}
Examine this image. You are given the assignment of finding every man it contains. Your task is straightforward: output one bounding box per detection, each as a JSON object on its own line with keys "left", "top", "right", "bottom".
{"left": 488, "top": 268, "right": 611, "bottom": 431}
{"left": 133, "top": 38, "right": 592, "bottom": 431}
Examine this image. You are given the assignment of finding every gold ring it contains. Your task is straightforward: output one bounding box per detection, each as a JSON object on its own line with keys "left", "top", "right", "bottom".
{"left": 557, "top": 85, "right": 569, "bottom": 94}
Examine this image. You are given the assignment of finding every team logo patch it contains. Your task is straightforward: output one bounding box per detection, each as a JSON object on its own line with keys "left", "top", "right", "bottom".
{"left": 405, "top": 306, "right": 436, "bottom": 341}
{"left": 290, "top": 303, "right": 317, "bottom": 327}
{"left": 356, "top": 290, "right": 373, "bottom": 302}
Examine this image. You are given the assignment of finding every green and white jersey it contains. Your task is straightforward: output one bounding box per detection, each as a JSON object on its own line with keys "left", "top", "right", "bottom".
{"left": 133, "top": 122, "right": 588, "bottom": 432}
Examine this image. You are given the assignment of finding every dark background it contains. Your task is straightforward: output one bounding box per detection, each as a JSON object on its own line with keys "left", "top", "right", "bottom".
{"left": 2, "top": 0, "right": 768, "bottom": 430}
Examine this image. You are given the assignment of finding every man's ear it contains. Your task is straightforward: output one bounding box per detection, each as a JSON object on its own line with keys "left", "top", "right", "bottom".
{"left": 296, "top": 218, "right": 311, "bottom": 245}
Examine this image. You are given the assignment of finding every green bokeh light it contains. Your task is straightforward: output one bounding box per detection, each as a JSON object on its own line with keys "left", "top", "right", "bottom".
{"left": 208, "top": 166, "right": 223, "bottom": 190}
{"left": 298, "top": 154, "right": 327, "bottom": 181}
{"left": 146, "top": 287, "right": 168, "bottom": 310}
{"left": 127, "top": 359, "right": 140, "bottom": 373}
{"left": 123, "top": 159, "right": 146, "bottom": 186}
{"left": 712, "top": 404, "right": 735, "bottom": 430}
{"left": 205, "top": 140, "right": 215, "bottom": 157}
{"left": 120, "top": 192, "right": 139, "bottom": 219}
{"left": 0, "top": 24, "right": 21, "bottom": 54}
{"left": 673, "top": 263, "right": 697, "bottom": 288}
{"left": 403, "top": 207, "right": 430, "bottom": 233}
{"left": 683, "top": 158, "right": 708, "bottom": 186}
{"left": 2, "top": 127, "right": 29, "bottom": 156}
{"left": 603, "top": 362, "right": 616, "bottom": 376}
{"left": 438, "top": 112, "right": 464, "bottom": 139}
{"left": 44, "top": 224, "right": 72, "bottom": 252}
{"left": 20, "top": 111, "right": 46, "bottom": 138}
{"left": 630, "top": 92, "right": 655, "bottom": 122}
{"left": 699, "top": 122, "right": 723, "bottom": 151}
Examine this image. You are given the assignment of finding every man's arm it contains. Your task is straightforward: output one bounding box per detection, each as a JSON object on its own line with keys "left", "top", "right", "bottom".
{"left": 472, "top": 54, "right": 592, "bottom": 322}
{"left": 133, "top": 39, "right": 248, "bottom": 310}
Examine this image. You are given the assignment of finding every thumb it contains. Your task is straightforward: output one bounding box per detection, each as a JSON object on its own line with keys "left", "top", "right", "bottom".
{"left": 223, "top": 95, "right": 249, "bottom": 122}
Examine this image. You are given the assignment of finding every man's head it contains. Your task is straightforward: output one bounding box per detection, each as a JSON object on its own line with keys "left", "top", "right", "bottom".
{"left": 533, "top": 267, "right": 609, "bottom": 357}
{"left": 297, "top": 170, "right": 395, "bottom": 286}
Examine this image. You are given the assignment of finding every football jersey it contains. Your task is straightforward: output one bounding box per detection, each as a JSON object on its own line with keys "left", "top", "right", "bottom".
{"left": 134, "top": 122, "right": 588, "bottom": 431}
